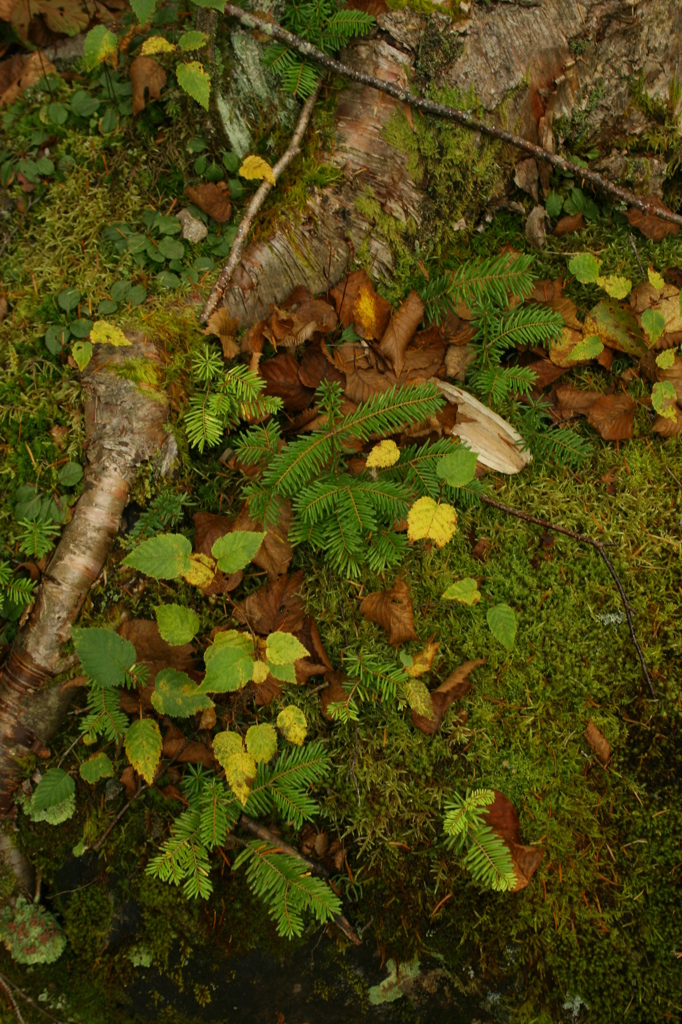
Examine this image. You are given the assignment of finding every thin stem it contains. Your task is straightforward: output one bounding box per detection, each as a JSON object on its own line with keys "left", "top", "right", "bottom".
{"left": 0, "top": 974, "right": 25, "bottom": 1024}
{"left": 222, "top": 5, "right": 682, "bottom": 231}
{"left": 480, "top": 495, "right": 656, "bottom": 697}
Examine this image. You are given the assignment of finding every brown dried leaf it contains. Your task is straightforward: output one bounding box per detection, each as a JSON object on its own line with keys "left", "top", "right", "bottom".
{"left": 411, "top": 659, "right": 485, "bottom": 735}
{"left": 298, "top": 339, "right": 346, "bottom": 390}
{"left": 484, "top": 791, "right": 544, "bottom": 891}
{"left": 204, "top": 309, "right": 239, "bottom": 360}
{"left": 0, "top": 51, "right": 56, "bottom": 107}
{"left": 330, "top": 270, "right": 391, "bottom": 340}
{"left": 118, "top": 620, "right": 199, "bottom": 683}
{"left": 130, "top": 56, "right": 167, "bottom": 116}
{"left": 231, "top": 500, "right": 292, "bottom": 579}
{"left": 260, "top": 352, "right": 315, "bottom": 413}
{"left": 626, "top": 196, "right": 679, "bottom": 241}
{"left": 584, "top": 719, "right": 611, "bottom": 764}
{"left": 553, "top": 384, "right": 600, "bottom": 417}
{"left": 321, "top": 670, "right": 349, "bottom": 721}
{"left": 250, "top": 676, "right": 283, "bottom": 707}
{"left": 514, "top": 157, "right": 538, "bottom": 200}
{"left": 360, "top": 578, "right": 417, "bottom": 646}
{"left": 241, "top": 320, "right": 265, "bottom": 356}
{"left": 233, "top": 570, "right": 305, "bottom": 635}
{"left": 163, "top": 723, "right": 215, "bottom": 767}
{"left": 526, "top": 358, "right": 569, "bottom": 393}
{"left": 553, "top": 211, "right": 584, "bottom": 236}
{"left": 653, "top": 404, "right": 682, "bottom": 436}
{"left": 586, "top": 393, "right": 634, "bottom": 441}
{"left": 444, "top": 344, "right": 476, "bottom": 381}
{"left": 199, "top": 707, "right": 216, "bottom": 731}
{"left": 193, "top": 511, "right": 232, "bottom": 557}
{"left": 379, "top": 290, "right": 425, "bottom": 377}
{"left": 120, "top": 765, "right": 136, "bottom": 799}
{"left": 184, "top": 182, "right": 232, "bottom": 224}
{"left": 344, "top": 0, "right": 388, "bottom": 14}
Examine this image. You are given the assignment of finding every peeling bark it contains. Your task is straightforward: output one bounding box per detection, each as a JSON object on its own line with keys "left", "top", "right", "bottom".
{"left": 0, "top": 334, "right": 170, "bottom": 812}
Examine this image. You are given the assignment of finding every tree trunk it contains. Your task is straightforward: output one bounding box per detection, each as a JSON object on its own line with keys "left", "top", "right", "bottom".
{"left": 217, "top": 0, "right": 681, "bottom": 328}
{"left": 0, "top": 335, "right": 171, "bottom": 813}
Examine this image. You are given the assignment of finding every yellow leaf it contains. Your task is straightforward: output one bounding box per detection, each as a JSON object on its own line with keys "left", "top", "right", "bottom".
{"left": 140, "top": 36, "right": 176, "bottom": 55}
{"left": 90, "top": 321, "right": 131, "bottom": 347}
{"left": 403, "top": 680, "right": 434, "bottom": 719}
{"left": 404, "top": 642, "right": 439, "bottom": 678}
{"left": 276, "top": 706, "right": 307, "bottom": 746}
{"left": 225, "top": 751, "right": 257, "bottom": 805}
{"left": 656, "top": 348, "right": 677, "bottom": 369}
{"left": 251, "top": 661, "right": 269, "bottom": 685}
{"left": 407, "top": 496, "right": 457, "bottom": 549}
{"left": 366, "top": 439, "right": 400, "bottom": 469}
{"left": 183, "top": 552, "right": 216, "bottom": 588}
{"left": 213, "top": 730, "right": 243, "bottom": 769}
{"left": 596, "top": 275, "right": 631, "bottom": 300}
{"left": 648, "top": 266, "right": 665, "bottom": 291}
{"left": 239, "top": 154, "right": 276, "bottom": 186}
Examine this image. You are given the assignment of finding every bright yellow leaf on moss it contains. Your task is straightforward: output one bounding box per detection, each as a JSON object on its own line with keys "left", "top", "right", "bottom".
{"left": 141, "top": 36, "right": 175, "bottom": 55}
{"left": 648, "top": 266, "right": 665, "bottom": 291}
{"left": 183, "top": 552, "right": 215, "bottom": 588}
{"left": 366, "top": 439, "right": 400, "bottom": 469}
{"left": 251, "top": 661, "right": 269, "bottom": 685}
{"left": 403, "top": 680, "right": 434, "bottom": 720}
{"left": 213, "top": 730, "right": 243, "bottom": 770}
{"left": 407, "top": 496, "right": 457, "bottom": 548}
{"left": 90, "top": 321, "right": 131, "bottom": 347}
{"left": 239, "top": 154, "right": 276, "bottom": 186}
{"left": 277, "top": 706, "right": 307, "bottom": 746}
{"left": 403, "top": 642, "right": 439, "bottom": 678}
{"left": 225, "top": 751, "right": 257, "bottom": 805}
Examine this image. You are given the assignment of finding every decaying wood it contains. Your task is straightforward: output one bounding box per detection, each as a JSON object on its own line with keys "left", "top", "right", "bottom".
{"left": 434, "top": 380, "right": 532, "bottom": 474}
{"left": 202, "top": 84, "right": 321, "bottom": 324}
{"left": 223, "top": 5, "right": 682, "bottom": 230}
{"left": 0, "top": 335, "right": 170, "bottom": 812}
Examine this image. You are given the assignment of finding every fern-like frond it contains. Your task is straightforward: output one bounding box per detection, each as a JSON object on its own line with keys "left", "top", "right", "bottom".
{"left": 420, "top": 273, "right": 457, "bottom": 326}
{"left": 450, "top": 254, "right": 535, "bottom": 306}
{"left": 477, "top": 304, "right": 564, "bottom": 354}
{"left": 443, "top": 789, "right": 516, "bottom": 892}
{"left": 80, "top": 685, "right": 128, "bottom": 743}
{"left": 146, "top": 807, "right": 213, "bottom": 899}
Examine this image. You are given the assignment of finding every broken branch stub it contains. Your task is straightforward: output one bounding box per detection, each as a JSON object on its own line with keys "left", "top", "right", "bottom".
{"left": 0, "top": 334, "right": 170, "bottom": 813}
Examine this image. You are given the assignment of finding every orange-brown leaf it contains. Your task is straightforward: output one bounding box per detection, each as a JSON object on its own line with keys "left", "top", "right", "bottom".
{"left": 130, "top": 56, "right": 166, "bottom": 115}
{"left": 359, "top": 578, "right": 417, "bottom": 646}
{"left": 411, "top": 658, "right": 485, "bottom": 735}
{"left": 584, "top": 719, "right": 611, "bottom": 764}
{"left": 184, "top": 181, "right": 232, "bottom": 223}
{"left": 626, "top": 196, "right": 679, "bottom": 241}
{"left": 379, "top": 290, "right": 425, "bottom": 377}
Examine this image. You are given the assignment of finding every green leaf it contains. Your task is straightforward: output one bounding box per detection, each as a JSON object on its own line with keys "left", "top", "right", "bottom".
{"left": 71, "top": 626, "right": 136, "bottom": 687}
{"left": 641, "top": 308, "right": 666, "bottom": 347}
{"left": 155, "top": 604, "right": 200, "bottom": 645}
{"left": 98, "top": 299, "right": 118, "bottom": 315}
{"left": 567, "top": 334, "right": 604, "bottom": 362}
{"left": 648, "top": 266, "right": 665, "bottom": 290}
{"left": 151, "top": 669, "right": 214, "bottom": 718}
{"left": 71, "top": 89, "right": 100, "bottom": 118}
{"left": 45, "top": 324, "right": 70, "bottom": 353}
{"left": 568, "top": 253, "right": 601, "bottom": 284}
{"left": 158, "top": 236, "right": 184, "bottom": 261}
{"left": 199, "top": 639, "right": 254, "bottom": 693}
{"left": 125, "top": 719, "right": 162, "bottom": 784}
{"left": 79, "top": 752, "right": 114, "bottom": 784}
{"left": 441, "top": 577, "right": 480, "bottom": 605}
{"left": 211, "top": 531, "right": 266, "bottom": 573}
{"left": 84, "top": 25, "right": 118, "bottom": 70}
{"left": 178, "top": 30, "right": 208, "bottom": 50}
{"left": 245, "top": 723, "right": 277, "bottom": 763}
{"left": 122, "top": 534, "right": 192, "bottom": 579}
{"left": 71, "top": 341, "right": 92, "bottom": 371}
{"left": 437, "top": 446, "right": 478, "bottom": 487}
{"left": 176, "top": 61, "right": 210, "bottom": 111}
{"left": 213, "top": 730, "right": 243, "bottom": 769}
{"left": 47, "top": 101, "right": 68, "bottom": 125}
{"left": 70, "top": 318, "right": 94, "bottom": 339}
{"left": 276, "top": 706, "right": 307, "bottom": 745}
{"left": 57, "top": 288, "right": 81, "bottom": 313}
{"left": 58, "top": 462, "right": 83, "bottom": 487}
{"left": 223, "top": 151, "right": 239, "bottom": 174}
{"left": 656, "top": 348, "right": 677, "bottom": 369}
{"left": 99, "top": 107, "right": 117, "bottom": 135}
{"left": 651, "top": 380, "right": 678, "bottom": 421}
{"left": 156, "top": 270, "right": 181, "bottom": 289}
{"left": 487, "top": 603, "right": 517, "bottom": 651}
{"left": 32, "top": 769, "right": 75, "bottom": 811}
{"left": 266, "top": 631, "right": 309, "bottom": 665}
{"left": 583, "top": 298, "right": 648, "bottom": 359}
{"left": 267, "top": 662, "right": 297, "bottom": 683}
{"left": 35, "top": 156, "right": 54, "bottom": 176}
{"left": 545, "top": 192, "right": 563, "bottom": 218}
{"left": 129, "top": 0, "right": 156, "bottom": 23}
{"left": 403, "top": 680, "right": 434, "bottom": 719}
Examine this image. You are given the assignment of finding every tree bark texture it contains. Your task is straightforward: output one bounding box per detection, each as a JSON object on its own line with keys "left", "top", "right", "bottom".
{"left": 0, "top": 335, "right": 170, "bottom": 812}
{"left": 218, "top": 0, "right": 681, "bottom": 329}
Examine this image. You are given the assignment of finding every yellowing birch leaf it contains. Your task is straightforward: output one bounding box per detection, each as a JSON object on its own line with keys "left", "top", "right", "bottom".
{"left": 183, "top": 552, "right": 216, "bottom": 587}
{"left": 251, "top": 661, "right": 269, "bottom": 685}
{"left": 442, "top": 578, "right": 480, "bottom": 605}
{"left": 403, "top": 680, "right": 434, "bottom": 720}
{"left": 651, "top": 380, "right": 678, "bottom": 421}
{"left": 213, "top": 730, "right": 243, "bottom": 769}
{"left": 225, "top": 751, "right": 256, "bottom": 805}
{"left": 567, "top": 334, "right": 604, "bottom": 362}
{"left": 402, "top": 642, "right": 438, "bottom": 678}
{"left": 239, "top": 154, "right": 276, "bottom": 186}
{"left": 407, "top": 496, "right": 457, "bottom": 548}
{"left": 648, "top": 266, "right": 665, "bottom": 290}
{"left": 141, "top": 36, "right": 175, "bottom": 55}
{"left": 276, "top": 706, "right": 307, "bottom": 745}
{"left": 125, "top": 719, "right": 162, "bottom": 784}
{"left": 656, "top": 348, "right": 677, "bottom": 369}
{"left": 245, "top": 722, "right": 277, "bottom": 763}
{"left": 176, "top": 61, "right": 210, "bottom": 111}
{"left": 90, "top": 321, "right": 131, "bottom": 347}
{"left": 596, "top": 275, "right": 631, "bottom": 299}
{"left": 366, "top": 439, "right": 400, "bottom": 469}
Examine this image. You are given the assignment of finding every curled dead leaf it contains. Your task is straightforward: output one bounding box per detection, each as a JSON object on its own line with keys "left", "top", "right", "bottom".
{"left": 130, "top": 56, "right": 167, "bottom": 116}
{"left": 485, "top": 791, "right": 544, "bottom": 891}
{"left": 586, "top": 393, "right": 635, "bottom": 441}
{"left": 233, "top": 571, "right": 305, "bottom": 635}
{"left": 379, "top": 291, "right": 425, "bottom": 377}
{"left": 260, "top": 353, "right": 315, "bottom": 413}
{"left": 163, "top": 723, "right": 215, "bottom": 767}
{"left": 184, "top": 182, "right": 232, "bottom": 223}
{"left": 626, "top": 196, "right": 679, "bottom": 241}
{"left": 411, "top": 659, "right": 485, "bottom": 735}
{"left": 553, "top": 211, "right": 584, "bottom": 236}
{"left": 360, "top": 578, "right": 417, "bottom": 646}
{"left": 584, "top": 719, "right": 611, "bottom": 764}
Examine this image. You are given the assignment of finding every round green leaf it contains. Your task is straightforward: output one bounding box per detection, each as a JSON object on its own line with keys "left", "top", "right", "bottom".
{"left": 79, "top": 752, "right": 114, "bottom": 784}
{"left": 176, "top": 61, "right": 210, "bottom": 111}
{"left": 110, "top": 280, "right": 132, "bottom": 303}
{"left": 545, "top": 191, "right": 563, "bottom": 218}
{"left": 32, "top": 768, "right": 75, "bottom": 811}
{"left": 178, "top": 30, "right": 208, "bottom": 50}
{"left": 48, "top": 101, "right": 68, "bottom": 125}
{"left": 153, "top": 214, "right": 182, "bottom": 236}
{"left": 211, "top": 531, "right": 266, "bottom": 574}
{"left": 276, "top": 706, "right": 307, "bottom": 746}
{"left": 487, "top": 603, "right": 517, "bottom": 651}
{"left": 35, "top": 156, "right": 54, "bottom": 176}
{"left": 194, "top": 154, "right": 208, "bottom": 175}
{"left": 652, "top": 380, "right": 678, "bottom": 421}
{"left": 71, "top": 626, "right": 137, "bottom": 687}
{"left": 204, "top": 162, "right": 223, "bottom": 183}
{"left": 156, "top": 270, "right": 181, "bottom": 288}
{"left": 57, "top": 288, "right": 81, "bottom": 313}
{"left": 129, "top": 285, "right": 147, "bottom": 306}
{"left": 58, "top": 461, "right": 83, "bottom": 487}
{"left": 84, "top": 25, "right": 118, "bottom": 70}
{"left": 45, "top": 324, "right": 69, "bottom": 354}
{"left": 245, "top": 722, "right": 277, "bottom": 763}
{"left": 155, "top": 603, "right": 200, "bottom": 646}
{"left": 158, "top": 236, "right": 185, "bottom": 261}
{"left": 70, "top": 318, "right": 94, "bottom": 339}
{"left": 568, "top": 253, "right": 601, "bottom": 284}
{"left": 122, "top": 533, "right": 192, "bottom": 579}
{"left": 437, "top": 446, "right": 478, "bottom": 488}
{"left": 188, "top": 138, "right": 207, "bottom": 153}
{"left": 71, "top": 89, "right": 100, "bottom": 118}
{"left": 99, "top": 106, "right": 117, "bottom": 134}
{"left": 265, "top": 631, "right": 309, "bottom": 666}
{"left": 151, "top": 668, "right": 213, "bottom": 718}
{"left": 199, "top": 640, "right": 254, "bottom": 693}
{"left": 441, "top": 577, "right": 480, "bottom": 605}
{"left": 194, "top": 256, "right": 214, "bottom": 272}
{"left": 126, "top": 232, "right": 148, "bottom": 254}
{"left": 125, "top": 718, "right": 162, "bottom": 785}
{"left": 98, "top": 299, "right": 118, "bottom": 315}
{"left": 222, "top": 151, "right": 239, "bottom": 174}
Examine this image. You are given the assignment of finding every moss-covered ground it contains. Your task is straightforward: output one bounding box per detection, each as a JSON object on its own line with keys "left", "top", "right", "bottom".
{"left": 1, "top": 5, "right": 681, "bottom": 1024}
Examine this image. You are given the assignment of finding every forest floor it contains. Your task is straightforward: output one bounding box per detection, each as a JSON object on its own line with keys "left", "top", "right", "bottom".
{"left": 0, "top": 6, "right": 681, "bottom": 1024}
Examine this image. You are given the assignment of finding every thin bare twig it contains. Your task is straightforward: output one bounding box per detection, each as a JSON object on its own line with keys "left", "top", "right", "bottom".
{"left": 201, "top": 83, "right": 322, "bottom": 323}
{"left": 0, "top": 973, "right": 25, "bottom": 1024}
{"left": 223, "top": 5, "right": 682, "bottom": 231}
{"left": 480, "top": 495, "right": 656, "bottom": 698}
{"left": 239, "top": 813, "right": 362, "bottom": 944}
{"left": 0, "top": 971, "right": 67, "bottom": 1024}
